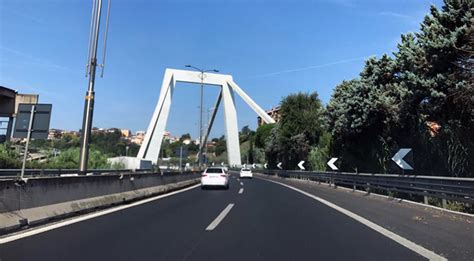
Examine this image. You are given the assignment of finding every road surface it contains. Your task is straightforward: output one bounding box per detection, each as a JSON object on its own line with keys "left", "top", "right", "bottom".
{"left": 0, "top": 172, "right": 462, "bottom": 260}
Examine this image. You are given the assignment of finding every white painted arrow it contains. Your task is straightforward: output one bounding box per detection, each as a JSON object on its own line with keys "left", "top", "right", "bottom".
{"left": 277, "top": 162, "right": 282, "bottom": 169}
{"left": 252, "top": 163, "right": 256, "bottom": 169}
{"left": 327, "top": 158, "right": 338, "bottom": 171}
{"left": 392, "top": 148, "right": 413, "bottom": 170}
{"left": 264, "top": 163, "right": 268, "bottom": 169}
{"left": 298, "top": 161, "right": 305, "bottom": 170}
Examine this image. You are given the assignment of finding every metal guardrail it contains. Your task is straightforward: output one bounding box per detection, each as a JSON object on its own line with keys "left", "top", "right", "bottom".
{"left": 0, "top": 168, "right": 188, "bottom": 179}
{"left": 259, "top": 170, "right": 474, "bottom": 204}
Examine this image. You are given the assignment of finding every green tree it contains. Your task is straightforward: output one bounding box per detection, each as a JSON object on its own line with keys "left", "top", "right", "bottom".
{"left": 266, "top": 92, "right": 326, "bottom": 169}
{"left": 48, "top": 148, "right": 110, "bottom": 169}
{"left": 326, "top": 0, "right": 473, "bottom": 176}
{"left": 327, "top": 55, "right": 402, "bottom": 173}
{"left": 308, "top": 132, "right": 332, "bottom": 171}
{"left": 179, "top": 133, "right": 191, "bottom": 141}
{"left": 239, "top": 125, "right": 254, "bottom": 143}
{"left": 408, "top": 0, "right": 473, "bottom": 176}
{"left": 0, "top": 143, "right": 21, "bottom": 168}
{"left": 264, "top": 126, "right": 281, "bottom": 168}
{"left": 214, "top": 135, "right": 227, "bottom": 156}
{"left": 255, "top": 123, "right": 275, "bottom": 148}
{"left": 247, "top": 136, "right": 254, "bottom": 164}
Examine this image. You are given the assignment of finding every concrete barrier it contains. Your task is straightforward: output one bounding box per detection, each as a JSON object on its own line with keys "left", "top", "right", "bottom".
{"left": 0, "top": 172, "right": 200, "bottom": 234}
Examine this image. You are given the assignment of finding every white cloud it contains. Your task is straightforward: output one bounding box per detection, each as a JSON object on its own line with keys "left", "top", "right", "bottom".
{"left": 251, "top": 55, "right": 374, "bottom": 78}
{"left": 378, "top": 11, "right": 412, "bottom": 20}
{"left": 0, "top": 45, "right": 75, "bottom": 73}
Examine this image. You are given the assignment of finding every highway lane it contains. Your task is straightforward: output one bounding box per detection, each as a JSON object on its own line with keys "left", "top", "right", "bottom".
{"left": 258, "top": 173, "right": 474, "bottom": 261}
{"left": 0, "top": 173, "right": 429, "bottom": 260}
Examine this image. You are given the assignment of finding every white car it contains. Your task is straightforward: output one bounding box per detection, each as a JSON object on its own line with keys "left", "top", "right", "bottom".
{"left": 201, "top": 167, "right": 229, "bottom": 189}
{"left": 240, "top": 168, "right": 253, "bottom": 178}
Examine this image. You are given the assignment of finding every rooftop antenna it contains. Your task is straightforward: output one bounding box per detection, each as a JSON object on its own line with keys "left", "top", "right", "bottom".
{"left": 79, "top": 0, "right": 111, "bottom": 174}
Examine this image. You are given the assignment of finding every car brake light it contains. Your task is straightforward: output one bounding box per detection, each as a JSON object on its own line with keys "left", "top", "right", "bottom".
{"left": 202, "top": 174, "right": 207, "bottom": 177}
{"left": 220, "top": 174, "right": 226, "bottom": 177}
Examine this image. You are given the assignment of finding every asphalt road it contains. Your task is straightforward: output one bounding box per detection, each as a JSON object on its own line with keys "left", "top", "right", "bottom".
{"left": 0, "top": 173, "right": 432, "bottom": 260}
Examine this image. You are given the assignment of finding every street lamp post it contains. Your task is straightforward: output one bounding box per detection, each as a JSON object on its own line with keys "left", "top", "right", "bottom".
{"left": 204, "top": 106, "right": 216, "bottom": 160}
{"left": 184, "top": 65, "right": 218, "bottom": 169}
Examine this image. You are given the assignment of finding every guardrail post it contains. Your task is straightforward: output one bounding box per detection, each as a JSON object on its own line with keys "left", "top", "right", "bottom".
{"left": 352, "top": 182, "right": 356, "bottom": 192}
{"left": 423, "top": 192, "right": 428, "bottom": 205}
{"left": 365, "top": 183, "right": 370, "bottom": 195}
{"left": 442, "top": 198, "right": 447, "bottom": 209}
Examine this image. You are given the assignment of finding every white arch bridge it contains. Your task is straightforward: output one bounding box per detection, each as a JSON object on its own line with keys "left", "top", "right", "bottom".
{"left": 137, "top": 68, "right": 275, "bottom": 166}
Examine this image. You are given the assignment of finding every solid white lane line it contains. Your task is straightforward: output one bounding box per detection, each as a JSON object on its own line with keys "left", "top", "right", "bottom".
{"left": 0, "top": 183, "right": 201, "bottom": 245}
{"left": 206, "top": 204, "right": 235, "bottom": 231}
{"left": 264, "top": 179, "right": 447, "bottom": 261}
{"left": 240, "top": 182, "right": 243, "bottom": 186}
{"left": 238, "top": 188, "right": 244, "bottom": 194}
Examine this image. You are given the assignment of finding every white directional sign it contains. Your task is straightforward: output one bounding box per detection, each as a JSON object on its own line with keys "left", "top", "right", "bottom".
{"left": 327, "top": 158, "right": 338, "bottom": 171}
{"left": 298, "top": 161, "right": 305, "bottom": 170}
{"left": 252, "top": 163, "right": 256, "bottom": 169}
{"left": 221, "top": 162, "right": 225, "bottom": 166}
{"left": 212, "top": 162, "right": 215, "bottom": 166}
{"left": 392, "top": 148, "right": 413, "bottom": 170}
{"left": 264, "top": 163, "right": 268, "bottom": 169}
{"left": 277, "top": 162, "right": 282, "bottom": 169}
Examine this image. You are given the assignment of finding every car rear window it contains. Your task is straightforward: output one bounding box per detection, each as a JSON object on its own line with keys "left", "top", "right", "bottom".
{"left": 242, "top": 168, "right": 250, "bottom": 171}
{"left": 206, "top": 168, "right": 223, "bottom": 173}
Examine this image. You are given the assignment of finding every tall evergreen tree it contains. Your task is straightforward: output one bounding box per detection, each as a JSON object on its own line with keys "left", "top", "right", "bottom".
{"left": 399, "top": 0, "right": 473, "bottom": 176}
{"left": 327, "top": 0, "right": 473, "bottom": 176}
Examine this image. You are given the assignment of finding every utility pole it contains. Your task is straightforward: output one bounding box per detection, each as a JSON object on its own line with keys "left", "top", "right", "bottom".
{"left": 79, "top": 0, "right": 111, "bottom": 174}
{"left": 179, "top": 146, "right": 183, "bottom": 172}
{"left": 184, "top": 65, "right": 219, "bottom": 169}
{"left": 199, "top": 73, "right": 204, "bottom": 167}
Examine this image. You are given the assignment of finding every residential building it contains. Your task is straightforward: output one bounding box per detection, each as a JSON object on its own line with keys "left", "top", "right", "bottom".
{"left": 48, "top": 129, "right": 63, "bottom": 140}
{"left": 121, "top": 129, "right": 131, "bottom": 138}
{"left": 132, "top": 131, "right": 146, "bottom": 145}
{"left": 257, "top": 106, "right": 281, "bottom": 127}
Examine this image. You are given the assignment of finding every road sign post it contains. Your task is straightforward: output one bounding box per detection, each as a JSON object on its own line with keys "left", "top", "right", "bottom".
{"left": 13, "top": 103, "right": 52, "bottom": 181}
{"left": 20, "top": 105, "right": 35, "bottom": 181}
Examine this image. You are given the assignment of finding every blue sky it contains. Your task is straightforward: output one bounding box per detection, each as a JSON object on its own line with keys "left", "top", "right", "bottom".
{"left": 1, "top": 0, "right": 443, "bottom": 139}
